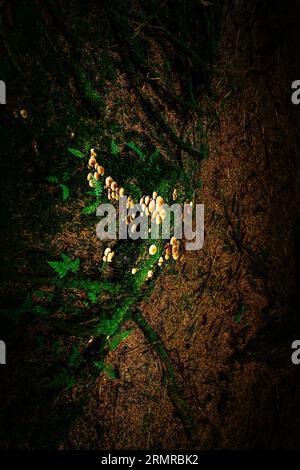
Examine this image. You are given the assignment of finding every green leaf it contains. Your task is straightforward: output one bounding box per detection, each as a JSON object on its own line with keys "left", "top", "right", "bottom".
{"left": 48, "top": 254, "right": 80, "bottom": 278}
{"left": 111, "top": 140, "right": 120, "bottom": 156}
{"left": 68, "top": 147, "right": 84, "bottom": 159}
{"left": 59, "top": 184, "right": 70, "bottom": 201}
{"left": 47, "top": 175, "right": 59, "bottom": 184}
{"left": 87, "top": 292, "right": 97, "bottom": 303}
{"left": 126, "top": 141, "right": 146, "bottom": 161}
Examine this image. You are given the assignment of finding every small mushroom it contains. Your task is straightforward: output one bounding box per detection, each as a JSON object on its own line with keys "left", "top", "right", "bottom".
{"left": 164, "top": 253, "right": 170, "bottom": 260}
{"left": 103, "top": 255, "right": 107, "bottom": 262}
{"left": 119, "top": 187, "right": 125, "bottom": 197}
{"left": 140, "top": 196, "right": 145, "bottom": 206}
{"left": 152, "top": 191, "right": 158, "bottom": 200}
{"left": 111, "top": 181, "right": 118, "bottom": 191}
{"left": 172, "top": 253, "right": 179, "bottom": 261}
{"left": 94, "top": 172, "right": 100, "bottom": 181}
{"left": 158, "top": 256, "right": 164, "bottom": 267}
{"left": 145, "top": 195, "right": 150, "bottom": 206}
{"left": 104, "top": 247, "right": 111, "bottom": 256}
{"left": 90, "top": 148, "right": 97, "bottom": 158}
{"left": 87, "top": 173, "right": 93, "bottom": 181}
{"left": 147, "top": 270, "right": 154, "bottom": 279}
{"left": 105, "top": 176, "right": 113, "bottom": 188}
{"left": 131, "top": 267, "right": 138, "bottom": 275}
{"left": 156, "top": 196, "right": 164, "bottom": 210}
{"left": 97, "top": 165, "right": 105, "bottom": 175}
{"left": 107, "top": 251, "right": 115, "bottom": 262}
{"left": 89, "top": 157, "right": 96, "bottom": 167}
{"left": 172, "top": 189, "right": 178, "bottom": 201}
{"left": 20, "top": 109, "right": 28, "bottom": 119}
{"left": 170, "top": 236, "right": 177, "bottom": 246}
{"left": 149, "top": 200, "right": 156, "bottom": 214}
{"left": 89, "top": 179, "right": 94, "bottom": 188}
{"left": 149, "top": 244, "right": 157, "bottom": 255}
{"left": 165, "top": 245, "right": 172, "bottom": 256}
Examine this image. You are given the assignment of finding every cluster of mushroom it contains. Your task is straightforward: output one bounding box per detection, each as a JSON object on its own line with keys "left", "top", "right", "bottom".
{"left": 103, "top": 247, "right": 115, "bottom": 263}
{"left": 105, "top": 176, "right": 126, "bottom": 202}
{"left": 87, "top": 149, "right": 105, "bottom": 187}
{"left": 85, "top": 148, "right": 182, "bottom": 273}
{"left": 139, "top": 192, "right": 166, "bottom": 225}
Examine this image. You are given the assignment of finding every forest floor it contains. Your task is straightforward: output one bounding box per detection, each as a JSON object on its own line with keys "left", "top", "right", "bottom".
{"left": 1, "top": 0, "right": 300, "bottom": 449}
{"left": 61, "top": 2, "right": 300, "bottom": 449}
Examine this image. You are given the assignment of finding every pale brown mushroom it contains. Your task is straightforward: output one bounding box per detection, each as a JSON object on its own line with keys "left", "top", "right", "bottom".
{"left": 105, "top": 176, "right": 113, "bottom": 188}
{"left": 149, "top": 244, "right": 157, "bottom": 255}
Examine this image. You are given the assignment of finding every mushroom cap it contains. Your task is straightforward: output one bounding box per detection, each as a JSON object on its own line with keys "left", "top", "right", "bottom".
{"left": 147, "top": 270, "right": 154, "bottom": 278}
{"left": 131, "top": 267, "right": 138, "bottom": 275}
{"left": 94, "top": 172, "right": 100, "bottom": 180}
{"left": 20, "top": 109, "right": 28, "bottom": 118}
{"left": 156, "top": 196, "right": 164, "bottom": 208}
{"left": 103, "top": 255, "right": 107, "bottom": 262}
{"left": 90, "top": 148, "right": 97, "bottom": 157}
{"left": 107, "top": 251, "right": 115, "bottom": 262}
{"left": 89, "top": 179, "right": 94, "bottom": 188}
{"left": 141, "top": 203, "right": 146, "bottom": 212}
{"left": 149, "top": 199, "right": 156, "bottom": 213}
{"left": 105, "top": 176, "right": 113, "bottom": 187}
{"left": 145, "top": 195, "right": 150, "bottom": 206}
{"left": 152, "top": 191, "right": 158, "bottom": 200}
{"left": 149, "top": 244, "right": 157, "bottom": 255}
{"left": 158, "top": 257, "right": 164, "bottom": 264}
{"left": 164, "top": 253, "right": 170, "bottom": 260}
{"left": 145, "top": 207, "right": 150, "bottom": 217}
{"left": 87, "top": 173, "right": 93, "bottom": 181}
{"left": 140, "top": 196, "right": 145, "bottom": 206}
{"left": 111, "top": 181, "right": 118, "bottom": 191}
{"left": 172, "top": 244, "right": 179, "bottom": 256}
{"left": 89, "top": 157, "right": 96, "bottom": 167}
{"left": 97, "top": 165, "right": 105, "bottom": 175}
{"left": 170, "top": 236, "right": 177, "bottom": 246}
{"left": 104, "top": 247, "right": 111, "bottom": 256}
{"left": 172, "top": 253, "right": 179, "bottom": 260}
{"left": 119, "top": 187, "right": 125, "bottom": 197}
{"left": 172, "top": 189, "right": 178, "bottom": 201}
